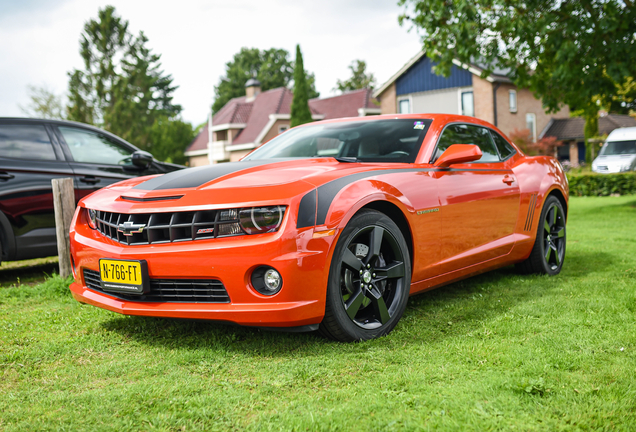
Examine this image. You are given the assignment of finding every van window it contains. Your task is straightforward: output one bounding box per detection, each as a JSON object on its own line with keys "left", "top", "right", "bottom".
{"left": 600, "top": 140, "right": 636, "bottom": 156}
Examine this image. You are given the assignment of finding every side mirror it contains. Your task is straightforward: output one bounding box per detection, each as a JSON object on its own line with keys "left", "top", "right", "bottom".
{"left": 434, "top": 144, "right": 482, "bottom": 168}
{"left": 131, "top": 150, "right": 154, "bottom": 168}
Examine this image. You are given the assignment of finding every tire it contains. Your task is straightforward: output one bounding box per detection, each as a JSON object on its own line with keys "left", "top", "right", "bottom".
{"left": 516, "top": 195, "right": 566, "bottom": 275}
{"left": 320, "top": 210, "right": 411, "bottom": 342}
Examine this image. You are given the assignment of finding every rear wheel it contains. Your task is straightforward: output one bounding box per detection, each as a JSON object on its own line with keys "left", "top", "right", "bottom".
{"left": 516, "top": 195, "right": 566, "bottom": 275}
{"left": 320, "top": 210, "right": 411, "bottom": 342}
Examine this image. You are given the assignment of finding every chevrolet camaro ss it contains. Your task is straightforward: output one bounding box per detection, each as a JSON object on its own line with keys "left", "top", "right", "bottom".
{"left": 68, "top": 114, "right": 568, "bottom": 342}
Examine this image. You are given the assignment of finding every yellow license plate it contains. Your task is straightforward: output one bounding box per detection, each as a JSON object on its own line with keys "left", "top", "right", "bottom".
{"left": 99, "top": 259, "right": 148, "bottom": 294}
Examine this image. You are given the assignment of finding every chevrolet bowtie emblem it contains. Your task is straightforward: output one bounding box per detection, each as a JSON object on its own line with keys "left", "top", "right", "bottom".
{"left": 118, "top": 221, "right": 146, "bottom": 236}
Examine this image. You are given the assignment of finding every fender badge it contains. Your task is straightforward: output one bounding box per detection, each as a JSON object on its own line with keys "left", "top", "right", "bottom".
{"left": 417, "top": 208, "right": 439, "bottom": 215}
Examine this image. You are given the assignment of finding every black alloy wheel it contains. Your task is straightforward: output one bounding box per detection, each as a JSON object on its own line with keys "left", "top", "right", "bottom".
{"left": 543, "top": 202, "right": 566, "bottom": 271}
{"left": 517, "top": 195, "right": 567, "bottom": 275}
{"left": 320, "top": 210, "right": 411, "bottom": 342}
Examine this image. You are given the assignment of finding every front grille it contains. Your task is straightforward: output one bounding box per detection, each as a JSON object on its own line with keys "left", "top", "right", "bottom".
{"left": 95, "top": 208, "right": 242, "bottom": 245}
{"left": 83, "top": 269, "right": 230, "bottom": 303}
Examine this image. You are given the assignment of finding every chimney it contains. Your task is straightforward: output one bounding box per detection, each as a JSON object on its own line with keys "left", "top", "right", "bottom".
{"left": 245, "top": 77, "right": 261, "bottom": 101}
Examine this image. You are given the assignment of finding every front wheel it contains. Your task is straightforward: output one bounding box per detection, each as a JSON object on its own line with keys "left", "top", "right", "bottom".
{"left": 516, "top": 195, "right": 566, "bottom": 275}
{"left": 320, "top": 210, "right": 411, "bottom": 342}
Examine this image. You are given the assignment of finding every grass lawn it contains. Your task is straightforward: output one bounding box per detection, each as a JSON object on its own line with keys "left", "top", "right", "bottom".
{"left": 1, "top": 196, "right": 635, "bottom": 431}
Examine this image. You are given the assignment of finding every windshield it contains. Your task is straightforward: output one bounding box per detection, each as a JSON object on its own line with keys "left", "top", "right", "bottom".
{"left": 600, "top": 140, "right": 636, "bottom": 156}
{"left": 243, "top": 119, "right": 432, "bottom": 163}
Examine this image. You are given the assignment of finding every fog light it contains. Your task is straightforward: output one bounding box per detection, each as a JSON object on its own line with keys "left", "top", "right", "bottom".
{"left": 264, "top": 269, "right": 281, "bottom": 290}
{"left": 251, "top": 266, "right": 283, "bottom": 296}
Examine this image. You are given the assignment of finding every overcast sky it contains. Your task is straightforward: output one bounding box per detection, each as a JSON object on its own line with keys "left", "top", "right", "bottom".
{"left": 0, "top": 0, "right": 423, "bottom": 126}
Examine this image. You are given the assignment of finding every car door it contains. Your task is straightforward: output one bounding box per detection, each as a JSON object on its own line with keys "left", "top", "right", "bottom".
{"left": 432, "top": 123, "right": 520, "bottom": 272}
{"left": 52, "top": 125, "right": 162, "bottom": 202}
{"left": 0, "top": 120, "right": 74, "bottom": 260}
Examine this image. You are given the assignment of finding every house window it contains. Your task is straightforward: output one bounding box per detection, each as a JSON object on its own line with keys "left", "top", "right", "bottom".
{"left": 526, "top": 113, "right": 537, "bottom": 142}
{"left": 461, "top": 91, "right": 474, "bottom": 117}
{"left": 278, "top": 125, "right": 289, "bottom": 134}
{"left": 509, "top": 90, "right": 517, "bottom": 113}
{"left": 215, "top": 130, "right": 227, "bottom": 141}
{"left": 398, "top": 99, "right": 410, "bottom": 114}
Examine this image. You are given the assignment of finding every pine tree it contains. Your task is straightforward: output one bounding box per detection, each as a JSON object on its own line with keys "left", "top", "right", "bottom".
{"left": 66, "top": 6, "right": 182, "bottom": 152}
{"left": 290, "top": 45, "right": 313, "bottom": 128}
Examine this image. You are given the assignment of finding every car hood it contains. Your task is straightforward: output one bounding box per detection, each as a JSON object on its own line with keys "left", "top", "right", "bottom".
{"left": 81, "top": 158, "right": 415, "bottom": 211}
{"left": 593, "top": 154, "right": 636, "bottom": 173}
{"left": 593, "top": 154, "right": 636, "bottom": 165}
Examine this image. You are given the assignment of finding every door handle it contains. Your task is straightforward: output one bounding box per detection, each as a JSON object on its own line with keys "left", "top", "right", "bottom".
{"left": 79, "top": 176, "right": 100, "bottom": 185}
{"left": 502, "top": 175, "right": 515, "bottom": 185}
{"left": 0, "top": 172, "right": 15, "bottom": 180}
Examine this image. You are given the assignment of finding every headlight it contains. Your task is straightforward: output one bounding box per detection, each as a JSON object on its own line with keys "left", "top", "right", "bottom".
{"left": 239, "top": 206, "right": 285, "bottom": 234}
{"left": 86, "top": 208, "right": 97, "bottom": 229}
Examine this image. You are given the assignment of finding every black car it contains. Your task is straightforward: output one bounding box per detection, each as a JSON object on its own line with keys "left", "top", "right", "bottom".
{"left": 0, "top": 118, "right": 183, "bottom": 263}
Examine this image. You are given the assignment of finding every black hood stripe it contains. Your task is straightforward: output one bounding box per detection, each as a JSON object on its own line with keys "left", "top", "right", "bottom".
{"left": 133, "top": 159, "right": 288, "bottom": 190}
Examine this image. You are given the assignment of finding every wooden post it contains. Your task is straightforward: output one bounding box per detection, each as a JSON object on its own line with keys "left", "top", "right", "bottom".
{"left": 52, "top": 178, "right": 76, "bottom": 278}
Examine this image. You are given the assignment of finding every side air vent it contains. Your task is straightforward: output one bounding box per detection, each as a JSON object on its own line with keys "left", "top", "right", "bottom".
{"left": 524, "top": 193, "right": 538, "bottom": 231}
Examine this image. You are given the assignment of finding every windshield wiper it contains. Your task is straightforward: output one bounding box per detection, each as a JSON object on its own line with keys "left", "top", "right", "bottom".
{"left": 333, "top": 156, "right": 360, "bottom": 163}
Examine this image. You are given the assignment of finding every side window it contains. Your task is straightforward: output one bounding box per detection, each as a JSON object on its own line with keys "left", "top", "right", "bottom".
{"left": 490, "top": 130, "right": 516, "bottom": 160}
{"left": 433, "top": 124, "right": 500, "bottom": 163}
{"left": 0, "top": 124, "right": 57, "bottom": 160}
{"left": 58, "top": 127, "right": 132, "bottom": 165}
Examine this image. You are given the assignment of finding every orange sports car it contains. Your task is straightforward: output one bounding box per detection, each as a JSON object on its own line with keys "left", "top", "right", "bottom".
{"left": 69, "top": 114, "right": 568, "bottom": 342}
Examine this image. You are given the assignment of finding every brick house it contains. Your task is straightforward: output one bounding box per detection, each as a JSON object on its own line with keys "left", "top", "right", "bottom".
{"left": 185, "top": 80, "right": 380, "bottom": 166}
{"left": 372, "top": 51, "right": 570, "bottom": 143}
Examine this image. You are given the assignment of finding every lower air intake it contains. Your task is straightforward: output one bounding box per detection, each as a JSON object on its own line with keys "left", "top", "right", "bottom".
{"left": 83, "top": 269, "right": 230, "bottom": 303}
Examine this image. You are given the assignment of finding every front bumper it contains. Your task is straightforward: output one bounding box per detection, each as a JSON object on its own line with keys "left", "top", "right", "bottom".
{"left": 69, "top": 214, "right": 336, "bottom": 328}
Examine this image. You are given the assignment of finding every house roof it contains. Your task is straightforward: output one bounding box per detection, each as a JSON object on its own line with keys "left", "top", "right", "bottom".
{"left": 373, "top": 51, "right": 512, "bottom": 98}
{"left": 539, "top": 114, "right": 636, "bottom": 141}
{"left": 185, "top": 124, "right": 209, "bottom": 153}
{"left": 309, "top": 88, "right": 379, "bottom": 120}
{"left": 186, "top": 87, "right": 379, "bottom": 153}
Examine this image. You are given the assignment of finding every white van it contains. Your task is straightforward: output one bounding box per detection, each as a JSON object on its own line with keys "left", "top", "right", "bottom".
{"left": 592, "top": 127, "right": 636, "bottom": 173}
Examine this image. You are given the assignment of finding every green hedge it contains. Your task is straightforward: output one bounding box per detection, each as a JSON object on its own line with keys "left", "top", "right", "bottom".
{"left": 567, "top": 173, "right": 636, "bottom": 196}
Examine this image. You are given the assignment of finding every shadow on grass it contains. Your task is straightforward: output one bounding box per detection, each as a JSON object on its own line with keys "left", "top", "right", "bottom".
{"left": 99, "top": 263, "right": 573, "bottom": 356}
{"left": 0, "top": 262, "right": 59, "bottom": 287}
{"left": 98, "top": 248, "right": 614, "bottom": 356}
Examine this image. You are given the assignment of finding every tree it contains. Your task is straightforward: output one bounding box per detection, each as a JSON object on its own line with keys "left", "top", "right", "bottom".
{"left": 67, "top": 5, "right": 130, "bottom": 125}
{"left": 148, "top": 117, "right": 195, "bottom": 165}
{"left": 398, "top": 0, "right": 636, "bottom": 136}
{"left": 19, "top": 85, "right": 65, "bottom": 119}
{"left": 290, "top": 45, "right": 313, "bottom": 128}
{"left": 67, "top": 6, "right": 181, "bottom": 153}
{"left": 212, "top": 47, "right": 319, "bottom": 113}
{"left": 334, "top": 60, "right": 377, "bottom": 93}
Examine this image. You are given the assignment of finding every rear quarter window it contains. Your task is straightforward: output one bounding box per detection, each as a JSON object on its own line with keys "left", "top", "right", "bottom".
{"left": 0, "top": 124, "right": 57, "bottom": 160}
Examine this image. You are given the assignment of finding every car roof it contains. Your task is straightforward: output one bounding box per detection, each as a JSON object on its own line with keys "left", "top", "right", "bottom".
{"left": 0, "top": 117, "right": 140, "bottom": 150}
{"left": 607, "top": 127, "right": 636, "bottom": 142}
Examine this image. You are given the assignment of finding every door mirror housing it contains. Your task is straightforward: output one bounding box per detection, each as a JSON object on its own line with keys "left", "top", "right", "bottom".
{"left": 131, "top": 150, "right": 154, "bottom": 169}
{"left": 434, "top": 144, "right": 482, "bottom": 168}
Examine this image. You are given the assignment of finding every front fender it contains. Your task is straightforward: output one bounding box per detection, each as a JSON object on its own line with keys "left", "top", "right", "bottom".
{"left": 320, "top": 179, "right": 416, "bottom": 231}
